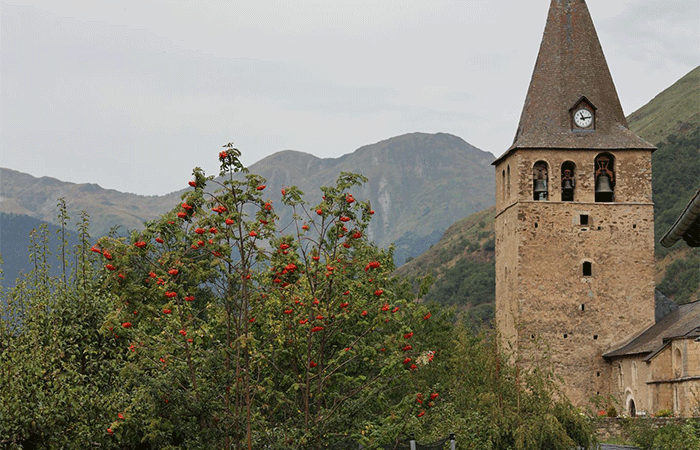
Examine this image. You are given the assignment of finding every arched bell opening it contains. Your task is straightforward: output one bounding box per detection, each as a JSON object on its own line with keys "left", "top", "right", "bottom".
{"left": 561, "top": 161, "right": 576, "bottom": 202}
{"left": 533, "top": 161, "right": 549, "bottom": 201}
{"left": 594, "top": 153, "right": 615, "bottom": 202}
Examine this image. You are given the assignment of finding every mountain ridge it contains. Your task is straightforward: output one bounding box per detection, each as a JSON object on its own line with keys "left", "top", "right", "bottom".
{"left": 1, "top": 132, "right": 494, "bottom": 274}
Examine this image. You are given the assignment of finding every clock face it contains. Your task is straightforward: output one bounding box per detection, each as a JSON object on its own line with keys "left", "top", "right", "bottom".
{"left": 574, "top": 108, "right": 594, "bottom": 128}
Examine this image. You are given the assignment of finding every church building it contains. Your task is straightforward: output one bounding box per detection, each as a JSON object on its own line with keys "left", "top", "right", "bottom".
{"left": 492, "top": 0, "right": 699, "bottom": 417}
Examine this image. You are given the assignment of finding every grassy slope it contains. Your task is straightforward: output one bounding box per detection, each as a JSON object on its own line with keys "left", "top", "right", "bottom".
{"left": 395, "top": 207, "right": 496, "bottom": 325}
{"left": 627, "top": 66, "right": 699, "bottom": 143}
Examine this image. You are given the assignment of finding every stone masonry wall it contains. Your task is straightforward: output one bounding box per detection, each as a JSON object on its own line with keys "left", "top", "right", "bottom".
{"left": 494, "top": 148, "right": 655, "bottom": 409}
{"left": 594, "top": 418, "right": 700, "bottom": 442}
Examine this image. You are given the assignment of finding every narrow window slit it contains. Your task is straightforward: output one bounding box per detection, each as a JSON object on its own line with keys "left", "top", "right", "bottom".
{"left": 583, "top": 262, "right": 592, "bottom": 277}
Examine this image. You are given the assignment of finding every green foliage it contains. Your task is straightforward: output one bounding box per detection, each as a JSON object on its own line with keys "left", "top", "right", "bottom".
{"left": 423, "top": 259, "right": 495, "bottom": 308}
{"left": 629, "top": 419, "right": 700, "bottom": 450}
{"left": 396, "top": 207, "right": 497, "bottom": 327}
{"left": 0, "top": 209, "right": 124, "bottom": 449}
{"left": 655, "top": 409, "right": 672, "bottom": 418}
{"left": 462, "top": 303, "right": 495, "bottom": 331}
{"left": 657, "top": 252, "right": 700, "bottom": 304}
{"left": 408, "top": 321, "right": 597, "bottom": 450}
{"left": 652, "top": 125, "right": 700, "bottom": 304}
{"left": 649, "top": 421, "right": 700, "bottom": 450}
{"left": 91, "top": 146, "right": 439, "bottom": 449}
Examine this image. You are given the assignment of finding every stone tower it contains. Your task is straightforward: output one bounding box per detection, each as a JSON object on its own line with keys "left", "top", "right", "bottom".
{"left": 493, "top": 0, "right": 656, "bottom": 407}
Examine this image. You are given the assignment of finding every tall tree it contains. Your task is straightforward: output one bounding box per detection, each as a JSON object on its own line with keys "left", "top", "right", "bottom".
{"left": 96, "top": 146, "right": 438, "bottom": 449}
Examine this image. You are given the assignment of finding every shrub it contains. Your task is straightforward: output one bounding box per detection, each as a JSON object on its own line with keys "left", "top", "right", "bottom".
{"left": 654, "top": 409, "right": 672, "bottom": 417}
{"left": 649, "top": 421, "right": 700, "bottom": 450}
{"left": 630, "top": 419, "right": 700, "bottom": 450}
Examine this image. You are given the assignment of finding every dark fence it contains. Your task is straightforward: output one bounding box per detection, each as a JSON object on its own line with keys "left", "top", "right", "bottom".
{"left": 379, "top": 434, "right": 456, "bottom": 450}
{"left": 317, "top": 434, "right": 457, "bottom": 450}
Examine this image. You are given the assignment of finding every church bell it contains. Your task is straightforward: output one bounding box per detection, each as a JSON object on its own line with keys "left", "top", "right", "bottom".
{"left": 595, "top": 173, "right": 613, "bottom": 194}
{"left": 534, "top": 179, "right": 548, "bottom": 195}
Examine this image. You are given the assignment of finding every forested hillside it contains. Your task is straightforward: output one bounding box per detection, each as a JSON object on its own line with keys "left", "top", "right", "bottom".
{"left": 651, "top": 126, "right": 700, "bottom": 303}
{"left": 641, "top": 67, "right": 700, "bottom": 305}
{"left": 395, "top": 207, "right": 495, "bottom": 328}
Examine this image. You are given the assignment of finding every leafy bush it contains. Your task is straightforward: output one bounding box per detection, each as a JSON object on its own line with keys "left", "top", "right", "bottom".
{"left": 654, "top": 409, "right": 672, "bottom": 417}
{"left": 630, "top": 419, "right": 700, "bottom": 450}
{"left": 412, "top": 323, "right": 597, "bottom": 450}
{"left": 0, "top": 205, "right": 125, "bottom": 449}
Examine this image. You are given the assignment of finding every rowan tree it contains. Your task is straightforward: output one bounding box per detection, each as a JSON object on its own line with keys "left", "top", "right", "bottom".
{"left": 95, "top": 145, "right": 440, "bottom": 449}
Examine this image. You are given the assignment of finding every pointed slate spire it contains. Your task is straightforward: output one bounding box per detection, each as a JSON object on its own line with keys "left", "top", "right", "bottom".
{"left": 507, "top": 0, "right": 654, "bottom": 153}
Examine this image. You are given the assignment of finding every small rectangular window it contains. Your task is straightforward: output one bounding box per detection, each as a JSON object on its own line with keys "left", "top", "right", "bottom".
{"left": 580, "top": 214, "right": 589, "bottom": 226}
{"left": 583, "top": 261, "right": 592, "bottom": 277}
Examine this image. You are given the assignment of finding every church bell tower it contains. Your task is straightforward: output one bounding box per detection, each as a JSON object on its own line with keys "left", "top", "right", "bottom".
{"left": 493, "top": 0, "right": 656, "bottom": 407}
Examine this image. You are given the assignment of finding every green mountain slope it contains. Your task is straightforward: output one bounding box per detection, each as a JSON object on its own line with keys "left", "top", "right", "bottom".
{"left": 395, "top": 206, "right": 496, "bottom": 327}
{"left": 627, "top": 66, "right": 699, "bottom": 143}
{"left": 631, "top": 66, "right": 700, "bottom": 305}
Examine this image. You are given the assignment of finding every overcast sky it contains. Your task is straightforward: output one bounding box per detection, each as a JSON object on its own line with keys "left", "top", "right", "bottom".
{"left": 1, "top": 0, "right": 698, "bottom": 196}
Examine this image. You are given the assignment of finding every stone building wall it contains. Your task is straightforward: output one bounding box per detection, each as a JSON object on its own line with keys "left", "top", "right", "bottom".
{"left": 509, "top": 149, "right": 653, "bottom": 205}
{"left": 649, "top": 348, "right": 674, "bottom": 413}
{"left": 669, "top": 339, "right": 700, "bottom": 416}
{"left": 495, "top": 204, "right": 519, "bottom": 351}
{"left": 494, "top": 148, "right": 655, "bottom": 408}
{"left": 608, "top": 339, "right": 700, "bottom": 417}
{"left": 614, "top": 356, "right": 652, "bottom": 416}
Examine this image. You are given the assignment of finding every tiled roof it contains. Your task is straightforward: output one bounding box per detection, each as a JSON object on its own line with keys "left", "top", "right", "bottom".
{"left": 495, "top": 0, "right": 654, "bottom": 165}
{"left": 603, "top": 300, "right": 700, "bottom": 360}
{"left": 660, "top": 189, "right": 700, "bottom": 248}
